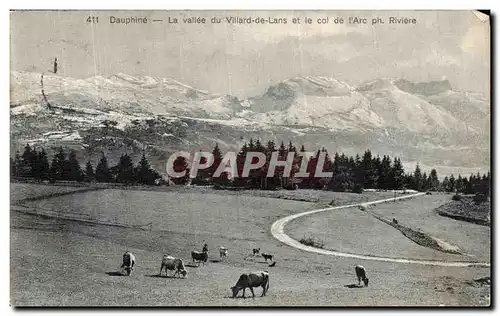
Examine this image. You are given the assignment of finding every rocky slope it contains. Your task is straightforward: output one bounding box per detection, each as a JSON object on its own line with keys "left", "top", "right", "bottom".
{"left": 10, "top": 71, "right": 490, "bottom": 175}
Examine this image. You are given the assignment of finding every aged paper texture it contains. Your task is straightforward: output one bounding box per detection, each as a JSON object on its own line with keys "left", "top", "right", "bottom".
{"left": 10, "top": 10, "right": 490, "bottom": 307}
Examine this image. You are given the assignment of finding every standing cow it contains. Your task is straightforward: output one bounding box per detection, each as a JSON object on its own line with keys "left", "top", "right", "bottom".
{"left": 159, "top": 255, "right": 188, "bottom": 278}
{"left": 355, "top": 265, "right": 369, "bottom": 287}
{"left": 219, "top": 246, "right": 228, "bottom": 259}
{"left": 191, "top": 250, "right": 209, "bottom": 266}
{"left": 121, "top": 251, "right": 136, "bottom": 276}
{"left": 231, "top": 271, "right": 270, "bottom": 298}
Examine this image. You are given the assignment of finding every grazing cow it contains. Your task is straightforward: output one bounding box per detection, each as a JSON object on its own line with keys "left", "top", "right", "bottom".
{"left": 392, "top": 218, "right": 398, "bottom": 225}
{"left": 219, "top": 246, "right": 228, "bottom": 259}
{"left": 261, "top": 253, "right": 273, "bottom": 262}
{"left": 231, "top": 271, "right": 270, "bottom": 298}
{"left": 159, "top": 255, "right": 187, "bottom": 278}
{"left": 121, "top": 251, "right": 136, "bottom": 276}
{"left": 252, "top": 248, "right": 260, "bottom": 256}
{"left": 191, "top": 250, "right": 208, "bottom": 265}
{"left": 355, "top": 265, "right": 369, "bottom": 287}
{"left": 268, "top": 261, "right": 276, "bottom": 267}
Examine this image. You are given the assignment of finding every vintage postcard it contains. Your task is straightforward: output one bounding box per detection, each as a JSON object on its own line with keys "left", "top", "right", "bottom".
{"left": 10, "top": 10, "right": 490, "bottom": 307}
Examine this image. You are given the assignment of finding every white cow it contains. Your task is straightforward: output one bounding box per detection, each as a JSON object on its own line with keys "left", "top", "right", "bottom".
{"left": 219, "top": 246, "right": 228, "bottom": 259}
{"left": 159, "top": 255, "right": 188, "bottom": 278}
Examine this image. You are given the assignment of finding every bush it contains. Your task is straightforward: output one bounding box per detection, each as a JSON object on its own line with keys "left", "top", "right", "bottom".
{"left": 473, "top": 193, "right": 488, "bottom": 204}
{"left": 352, "top": 184, "right": 363, "bottom": 194}
{"left": 452, "top": 194, "right": 462, "bottom": 201}
{"left": 299, "top": 237, "right": 325, "bottom": 249}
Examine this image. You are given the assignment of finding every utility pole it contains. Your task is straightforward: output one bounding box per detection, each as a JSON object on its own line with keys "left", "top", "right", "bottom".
{"left": 53, "top": 58, "right": 58, "bottom": 74}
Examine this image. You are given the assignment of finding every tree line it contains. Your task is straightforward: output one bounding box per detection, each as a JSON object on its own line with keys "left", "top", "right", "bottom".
{"left": 187, "top": 139, "right": 490, "bottom": 195}
{"left": 11, "top": 141, "right": 490, "bottom": 195}
{"left": 10, "top": 144, "right": 164, "bottom": 185}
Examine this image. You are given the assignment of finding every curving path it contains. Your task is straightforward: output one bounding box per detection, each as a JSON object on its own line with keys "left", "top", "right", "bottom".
{"left": 270, "top": 193, "right": 490, "bottom": 268}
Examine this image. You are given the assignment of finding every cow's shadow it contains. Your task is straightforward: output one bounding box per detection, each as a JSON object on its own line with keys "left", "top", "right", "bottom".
{"left": 145, "top": 274, "right": 181, "bottom": 279}
{"left": 226, "top": 295, "right": 259, "bottom": 299}
{"left": 106, "top": 271, "right": 125, "bottom": 277}
{"left": 210, "top": 259, "right": 221, "bottom": 263}
{"left": 344, "top": 284, "right": 365, "bottom": 289}
{"left": 185, "top": 263, "right": 200, "bottom": 268}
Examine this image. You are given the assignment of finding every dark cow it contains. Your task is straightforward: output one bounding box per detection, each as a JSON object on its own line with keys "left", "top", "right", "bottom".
{"left": 355, "top": 265, "right": 369, "bottom": 287}
{"left": 252, "top": 248, "right": 260, "bottom": 256}
{"left": 159, "top": 255, "right": 187, "bottom": 278}
{"left": 120, "top": 251, "right": 136, "bottom": 276}
{"left": 231, "top": 271, "right": 270, "bottom": 298}
{"left": 261, "top": 253, "right": 273, "bottom": 262}
{"left": 191, "top": 250, "right": 208, "bottom": 265}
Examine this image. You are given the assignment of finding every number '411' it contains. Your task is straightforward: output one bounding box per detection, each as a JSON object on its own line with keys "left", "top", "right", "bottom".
{"left": 86, "top": 16, "right": 99, "bottom": 23}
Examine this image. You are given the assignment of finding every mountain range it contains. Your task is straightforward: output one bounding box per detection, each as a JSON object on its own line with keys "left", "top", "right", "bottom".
{"left": 10, "top": 70, "right": 490, "bottom": 177}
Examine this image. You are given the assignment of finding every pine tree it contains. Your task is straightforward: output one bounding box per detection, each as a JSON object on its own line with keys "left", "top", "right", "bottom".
{"left": 234, "top": 142, "right": 249, "bottom": 186}
{"left": 288, "top": 141, "right": 296, "bottom": 154}
{"left": 30, "top": 147, "right": 39, "bottom": 179}
{"left": 13, "top": 151, "right": 22, "bottom": 178}
{"left": 413, "top": 164, "right": 423, "bottom": 191}
{"left": 35, "top": 149, "right": 50, "bottom": 180}
{"left": 248, "top": 138, "right": 255, "bottom": 151}
{"left": 21, "top": 144, "right": 36, "bottom": 177}
{"left": 192, "top": 150, "right": 211, "bottom": 185}
{"left": 421, "top": 172, "right": 428, "bottom": 191}
{"left": 428, "top": 169, "right": 439, "bottom": 191}
{"left": 449, "top": 174, "right": 456, "bottom": 193}
{"left": 95, "top": 153, "right": 112, "bottom": 183}
{"left": 372, "top": 155, "right": 382, "bottom": 189}
{"left": 85, "top": 161, "right": 95, "bottom": 182}
{"left": 171, "top": 155, "right": 190, "bottom": 185}
{"left": 360, "top": 150, "right": 378, "bottom": 189}
{"left": 50, "top": 147, "right": 67, "bottom": 181}
{"left": 135, "top": 152, "right": 161, "bottom": 185}
{"left": 456, "top": 174, "right": 464, "bottom": 193}
{"left": 391, "top": 157, "right": 405, "bottom": 189}
{"left": 353, "top": 154, "right": 364, "bottom": 189}
{"left": 266, "top": 140, "right": 276, "bottom": 153}
{"left": 116, "top": 153, "right": 135, "bottom": 184}
{"left": 66, "top": 150, "right": 83, "bottom": 181}
{"left": 329, "top": 165, "right": 353, "bottom": 192}
{"left": 210, "top": 143, "right": 224, "bottom": 185}
{"left": 378, "top": 155, "right": 392, "bottom": 190}
{"left": 441, "top": 176, "right": 450, "bottom": 192}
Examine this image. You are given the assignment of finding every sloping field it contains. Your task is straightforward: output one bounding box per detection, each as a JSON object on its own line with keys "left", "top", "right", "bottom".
{"left": 366, "top": 194, "right": 490, "bottom": 262}
{"left": 285, "top": 206, "right": 467, "bottom": 262}
{"left": 10, "top": 185, "right": 490, "bottom": 306}
{"left": 10, "top": 182, "right": 93, "bottom": 203}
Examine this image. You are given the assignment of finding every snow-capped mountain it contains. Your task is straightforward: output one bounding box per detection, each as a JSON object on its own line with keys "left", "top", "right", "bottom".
{"left": 11, "top": 70, "right": 243, "bottom": 119}
{"left": 9, "top": 71, "right": 490, "bottom": 175}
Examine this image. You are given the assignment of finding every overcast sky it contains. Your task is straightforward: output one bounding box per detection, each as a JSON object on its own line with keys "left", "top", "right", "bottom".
{"left": 10, "top": 10, "right": 489, "bottom": 97}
